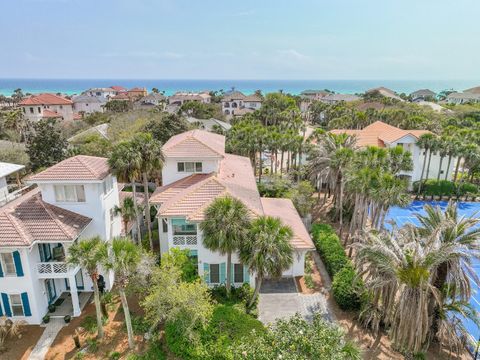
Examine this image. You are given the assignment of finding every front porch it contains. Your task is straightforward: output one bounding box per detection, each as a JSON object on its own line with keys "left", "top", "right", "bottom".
{"left": 48, "top": 291, "right": 93, "bottom": 317}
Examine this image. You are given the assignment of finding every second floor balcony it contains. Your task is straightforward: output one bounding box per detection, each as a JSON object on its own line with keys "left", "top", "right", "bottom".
{"left": 36, "top": 261, "right": 80, "bottom": 279}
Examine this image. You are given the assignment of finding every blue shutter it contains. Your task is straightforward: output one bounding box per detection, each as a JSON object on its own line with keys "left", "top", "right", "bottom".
{"left": 21, "top": 293, "right": 31, "bottom": 316}
{"left": 203, "top": 263, "right": 210, "bottom": 284}
{"left": 220, "top": 263, "right": 226, "bottom": 284}
{"left": 243, "top": 265, "right": 250, "bottom": 284}
{"left": 0, "top": 300, "right": 3, "bottom": 316}
{"left": 0, "top": 260, "right": 3, "bottom": 277}
{"left": 2, "top": 293, "right": 11, "bottom": 317}
{"left": 13, "top": 251, "right": 24, "bottom": 277}
{"left": 231, "top": 263, "right": 235, "bottom": 283}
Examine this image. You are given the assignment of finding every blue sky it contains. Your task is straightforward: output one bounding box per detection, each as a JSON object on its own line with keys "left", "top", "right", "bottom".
{"left": 1, "top": 0, "right": 479, "bottom": 79}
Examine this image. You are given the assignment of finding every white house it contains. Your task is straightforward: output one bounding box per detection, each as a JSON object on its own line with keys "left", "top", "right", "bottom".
{"left": 330, "top": 121, "right": 455, "bottom": 187}
{"left": 82, "top": 87, "right": 117, "bottom": 101}
{"left": 446, "top": 92, "right": 480, "bottom": 104}
{"left": 72, "top": 94, "right": 105, "bottom": 114}
{"left": 169, "top": 92, "right": 211, "bottom": 106}
{"left": 150, "top": 130, "right": 314, "bottom": 288}
{"left": 0, "top": 162, "right": 24, "bottom": 206}
{"left": 19, "top": 94, "right": 75, "bottom": 122}
{"left": 0, "top": 155, "right": 121, "bottom": 324}
{"left": 221, "top": 91, "right": 263, "bottom": 116}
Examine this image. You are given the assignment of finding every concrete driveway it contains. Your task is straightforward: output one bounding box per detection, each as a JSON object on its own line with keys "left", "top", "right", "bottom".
{"left": 258, "top": 277, "right": 330, "bottom": 324}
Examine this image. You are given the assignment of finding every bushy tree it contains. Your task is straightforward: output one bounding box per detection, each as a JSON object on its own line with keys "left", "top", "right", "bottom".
{"left": 143, "top": 113, "right": 190, "bottom": 144}
{"left": 26, "top": 119, "right": 68, "bottom": 170}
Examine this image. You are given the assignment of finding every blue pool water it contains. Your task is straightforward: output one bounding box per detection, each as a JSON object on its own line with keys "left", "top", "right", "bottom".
{"left": 385, "top": 201, "right": 480, "bottom": 342}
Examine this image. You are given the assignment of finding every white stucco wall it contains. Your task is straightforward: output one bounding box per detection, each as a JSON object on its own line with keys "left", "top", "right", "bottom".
{"left": 21, "top": 104, "right": 74, "bottom": 122}
{"left": 162, "top": 158, "right": 220, "bottom": 185}
{"left": 73, "top": 101, "right": 104, "bottom": 114}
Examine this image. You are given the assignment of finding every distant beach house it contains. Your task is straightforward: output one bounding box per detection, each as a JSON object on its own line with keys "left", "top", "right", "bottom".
{"left": 221, "top": 91, "right": 263, "bottom": 116}
{"left": 82, "top": 87, "right": 117, "bottom": 101}
{"left": 300, "top": 89, "right": 330, "bottom": 101}
{"left": 330, "top": 121, "right": 455, "bottom": 187}
{"left": 126, "top": 87, "right": 148, "bottom": 101}
{"left": 365, "top": 87, "right": 404, "bottom": 102}
{"left": 169, "top": 91, "right": 212, "bottom": 106}
{"left": 72, "top": 94, "right": 105, "bottom": 114}
{"left": 320, "top": 93, "right": 360, "bottom": 104}
{"left": 185, "top": 116, "right": 232, "bottom": 132}
{"left": 19, "top": 93, "right": 75, "bottom": 122}
{"left": 446, "top": 92, "right": 480, "bottom": 104}
{"left": 410, "top": 89, "right": 436, "bottom": 101}
{"left": 134, "top": 92, "right": 167, "bottom": 110}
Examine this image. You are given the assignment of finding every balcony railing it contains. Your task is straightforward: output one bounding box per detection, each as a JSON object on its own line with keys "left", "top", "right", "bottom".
{"left": 36, "top": 262, "right": 78, "bottom": 278}
{"left": 172, "top": 234, "right": 197, "bottom": 246}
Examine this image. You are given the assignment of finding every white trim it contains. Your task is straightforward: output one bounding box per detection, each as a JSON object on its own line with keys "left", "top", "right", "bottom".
{"left": 0, "top": 252, "right": 17, "bottom": 277}
{"left": 9, "top": 293, "right": 25, "bottom": 317}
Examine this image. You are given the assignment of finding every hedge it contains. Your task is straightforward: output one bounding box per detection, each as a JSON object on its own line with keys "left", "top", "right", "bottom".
{"left": 311, "top": 223, "right": 363, "bottom": 311}
{"left": 413, "top": 179, "right": 478, "bottom": 197}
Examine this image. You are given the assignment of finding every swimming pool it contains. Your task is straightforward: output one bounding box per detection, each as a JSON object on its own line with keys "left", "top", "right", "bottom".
{"left": 385, "top": 201, "right": 480, "bottom": 343}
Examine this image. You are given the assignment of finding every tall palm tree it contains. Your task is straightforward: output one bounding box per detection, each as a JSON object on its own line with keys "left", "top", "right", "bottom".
{"left": 68, "top": 237, "right": 108, "bottom": 339}
{"left": 436, "top": 137, "right": 448, "bottom": 181}
{"left": 101, "top": 237, "right": 142, "bottom": 349}
{"left": 416, "top": 133, "right": 435, "bottom": 194}
{"left": 240, "top": 216, "right": 293, "bottom": 308}
{"left": 131, "top": 133, "right": 164, "bottom": 252}
{"left": 109, "top": 141, "right": 143, "bottom": 243}
{"left": 200, "top": 196, "right": 251, "bottom": 297}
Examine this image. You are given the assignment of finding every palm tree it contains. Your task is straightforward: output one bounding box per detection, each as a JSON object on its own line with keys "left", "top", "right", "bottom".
{"left": 240, "top": 216, "right": 294, "bottom": 308}
{"left": 68, "top": 237, "right": 108, "bottom": 339}
{"left": 131, "top": 133, "right": 164, "bottom": 252}
{"left": 109, "top": 141, "right": 142, "bottom": 243}
{"left": 200, "top": 196, "right": 251, "bottom": 297}
{"left": 416, "top": 133, "right": 435, "bottom": 194}
{"left": 101, "top": 237, "right": 142, "bottom": 349}
{"left": 436, "top": 137, "right": 448, "bottom": 181}
{"left": 114, "top": 197, "right": 139, "bottom": 238}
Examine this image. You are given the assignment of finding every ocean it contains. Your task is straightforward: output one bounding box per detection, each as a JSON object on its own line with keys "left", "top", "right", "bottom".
{"left": 0, "top": 79, "right": 479, "bottom": 97}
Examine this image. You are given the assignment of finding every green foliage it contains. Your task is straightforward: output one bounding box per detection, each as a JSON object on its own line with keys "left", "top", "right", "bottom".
{"left": 304, "top": 274, "right": 315, "bottom": 289}
{"left": 109, "top": 351, "right": 121, "bottom": 360}
{"left": 81, "top": 315, "right": 106, "bottom": 334}
{"left": 0, "top": 142, "right": 29, "bottom": 167}
{"left": 332, "top": 264, "right": 362, "bottom": 311}
{"left": 160, "top": 248, "right": 198, "bottom": 282}
{"left": 26, "top": 118, "right": 68, "bottom": 170}
{"left": 311, "top": 224, "right": 348, "bottom": 277}
{"left": 231, "top": 313, "right": 360, "bottom": 360}
{"left": 257, "top": 175, "right": 292, "bottom": 197}
{"left": 413, "top": 179, "right": 479, "bottom": 196}
{"left": 143, "top": 113, "right": 190, "bottom": 144}
{"left": 179, "top": 100, "right": 223, "bottom": 119}
{"left": 71, "top": 133, "right": 112, "bottom": 157}
{"left": 104, "top": 99, "right": 132, "bottom": 113}
{"left": 209, "top": 283, "right": 258, "bottom": 310}
{"left": 287, "top": 180, "right": 315, "bottom": 217}
{"left": 86, "top": 337, "right": 98, "bottom": 353}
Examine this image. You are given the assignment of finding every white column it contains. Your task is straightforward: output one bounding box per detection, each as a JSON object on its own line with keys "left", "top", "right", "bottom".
{"left": 69, "top": 274, "right": 81, "bottom": 317}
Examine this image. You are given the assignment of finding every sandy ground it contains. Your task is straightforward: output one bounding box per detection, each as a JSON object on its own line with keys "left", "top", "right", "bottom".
{"left": 1, "top": 324, "right": 45, "bottom": 360}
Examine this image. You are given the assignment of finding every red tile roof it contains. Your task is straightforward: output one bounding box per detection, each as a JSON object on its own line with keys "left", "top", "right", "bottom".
{"left": 110, "top": 86, "right": 126, "bottom": 92}
{"left": 19, "top": 93, "right": 73, "bottom": 106}
{"left": 163, "top": 130, "right": 225, "bottom": 158}
{"left": 261, "top": 198, "right": 315, "bottom": 250}
{"left": 0, "top": 189, "right": 91, "bottom": 247}
{"left": 330, "top": 121, "right": 431, "bottom": 148}
{"left": 28, "top": 155, "right": 110, "bottom": 182}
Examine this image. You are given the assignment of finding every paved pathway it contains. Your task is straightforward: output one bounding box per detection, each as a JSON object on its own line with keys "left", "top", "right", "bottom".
{"left": 29, "top": 318, "right": 64, "bottom": 360}
{"left": 258, "top": 278, "right": 331, "bottom": 324}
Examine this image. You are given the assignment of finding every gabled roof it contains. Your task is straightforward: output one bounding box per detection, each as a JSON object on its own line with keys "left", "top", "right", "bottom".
{"left": 366, "top": 87, "right": 404, "bottom": 101}
{"left": 243, "top": 94, "right": 263, "bottom": 102}
{"left": 28, "top": 155, "right": 110, "bottom": 182}
{"left": 110, "top": 86, "right": 126, "bottom": 92}
{"left": 163, "top": 130, "right": 225, "bottom": 158}
{"left": 19, "top": 93, "right": 73, "bottom": 106}
{"left": 410, "top": 89, "right": 436, "bottom": 97}
{"left": 0, "top": 189, "right": 91, "bottom": 247}
{"left": 222, "top": 91, "right": 246, "bottom": 101}
{"left": 261, "top": 198, "right": 315, "bottom": 250}
{"left": 330, "top": 121, "right": 431, "bottom": 148}
{"left": 72, "top": 94, "right": 104, "bottom": 104}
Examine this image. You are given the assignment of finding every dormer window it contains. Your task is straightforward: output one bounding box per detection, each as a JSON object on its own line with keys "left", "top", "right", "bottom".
{"left": 177, "top": 162, "right": 202, "bottom": 173}
{"left": 54, "top": 185, "right": 86, "bottom": 203}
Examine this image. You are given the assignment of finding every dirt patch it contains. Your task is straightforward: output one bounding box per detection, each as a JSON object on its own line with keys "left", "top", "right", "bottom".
{"left": 46, "top": 294, "right": 148, "bottom": 360}
{"left": 1, "top": 324, "right": 45, "bottom": 360}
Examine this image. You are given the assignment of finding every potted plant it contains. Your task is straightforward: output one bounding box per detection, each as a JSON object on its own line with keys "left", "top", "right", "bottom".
{"left": 43, "top": 314, "right": 50, "bottom": 324}
{"left": 64, "top": 315, "right": 71, "bottom": 323}
{"left": 48, "top": 304, "right": 56, "bottom": 313}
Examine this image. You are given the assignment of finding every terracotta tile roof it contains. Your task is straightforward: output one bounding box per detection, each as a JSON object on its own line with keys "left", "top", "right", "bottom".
{"left": 0, "top": 189, "right": 91, "bottom": 247}
{"left": 42, "top": 109, "right": 62, "bottom": 118}
{"left": 330, "top": 121, "right": 431, "bottom": 148}
{"left": 28, "top": 155, "right": 110, "bottom": 182}
{"left": 110, "top": 86, "right": 126, "bottom": 92}
{"left": 163, "top": 130, "right": 225, "bottom": 158}
{"left": 19, "top": 93, "right": 73, "bottom": 106}
{"left": 151, "top": 154, "right": 262, "bottom": 221}
{"left": 260, "top": 198, "right": 315, "bottom": 250}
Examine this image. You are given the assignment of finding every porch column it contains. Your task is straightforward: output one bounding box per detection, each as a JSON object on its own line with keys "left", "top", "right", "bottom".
{"left": 68, "top": 274, "right": 81, "bottom": 316}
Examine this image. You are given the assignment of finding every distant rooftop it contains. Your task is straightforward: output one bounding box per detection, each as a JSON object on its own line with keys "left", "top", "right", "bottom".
{"left": 0, "top": 162, "right": 24, "bottom": 178}
{"left": 19, "top": 93, "right": 73, "bottom": 106}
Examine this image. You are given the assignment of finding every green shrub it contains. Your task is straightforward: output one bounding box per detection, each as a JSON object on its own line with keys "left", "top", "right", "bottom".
{"left": 332, "top": 264, "right": 362, "bottom": 311}
{"left": 311, "top": 223, "right": 348, "bottom": 277}
{"left": 130, "top": 315, "right": 150, "bottom": 335}
{"left": 86, "top": 338, "right": 98, "bottom": 353}
{"left": 413, "top": 179, "right": 478, "bottom": 197}
{"left": 109, "top": 351, "right": 121, "bottom": 360}
{"left": 304, "top": 274, "right": 315, "bottom": 289}
{"left": 127, "top": 336, "right": 167, "bottom": 360}
{"left": 459, "top": 182, "right": 478, "bottom": 195}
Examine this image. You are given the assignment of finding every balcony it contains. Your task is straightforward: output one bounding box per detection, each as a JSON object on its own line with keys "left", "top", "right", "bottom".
{"left": 36, "top": 262, "right": 80, "bottom": 279}
{"left": 172, "top": 234, "right": 197, "bottom": 246}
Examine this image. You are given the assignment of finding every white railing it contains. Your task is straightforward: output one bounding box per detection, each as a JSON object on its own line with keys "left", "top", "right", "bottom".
{"left": 36, "top": 262, "right": 73, "bottom": 277}
{"left": 172, "top": 234, "right": 197, "bottom": 246}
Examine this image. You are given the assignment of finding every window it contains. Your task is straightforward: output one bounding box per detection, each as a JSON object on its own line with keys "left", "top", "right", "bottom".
{"left": 162, "top": 218, "right": 168, "bottom": 233}
{"left": 10, "top": 294, "right": 24, "bottom": 316}
{"left": 177, "top": 162, "right": 202, "bottom": 173}
{"left": 103, "top": 176, "right": 113, "bottom": 194}
{"left": 172, "top": 218, "right": 196, "bottom": 235}
{"left": 22, "top": 108, "right": 25, "bottom": 114}
{"left": 234, "top": 264, "right": 244, "bottom": 283}
{"left": 54, "top": 185, "right": 86, "bottom": 202}
{"left": 210, "top": 264, "right": 220, "bottom": 283}
{"left": 59, "top": 105, "right": 63, "bottom": 109}
{"left": 38, "top": 107, "right": 41, "bottom": 113}
{"left": 1, "top": 253, "right": 16, "bottom": 276}
{"left": 29, "top": 107, "right": 34, "bottom": 114}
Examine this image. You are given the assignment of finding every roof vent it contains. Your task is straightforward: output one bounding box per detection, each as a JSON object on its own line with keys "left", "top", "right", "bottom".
{"left": 58, "top": 214, "right": 64, "bottom": 219}
{"left": 73, "top": 224, "right": 79, "bottom": 228}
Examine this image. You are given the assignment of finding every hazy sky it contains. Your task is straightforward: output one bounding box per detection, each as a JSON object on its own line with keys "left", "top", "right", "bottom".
{"left": 2, "top": 0, "right": 479, "bottom": 79}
